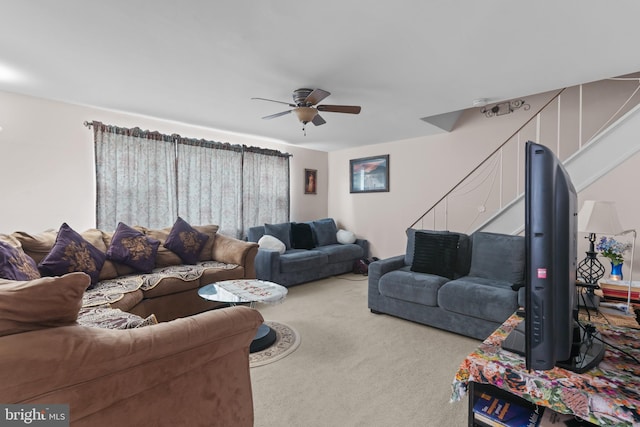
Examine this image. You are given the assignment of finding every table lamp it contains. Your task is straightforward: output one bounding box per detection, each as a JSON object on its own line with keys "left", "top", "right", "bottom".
{"left": 577, "top": 200, "right": 624, "bottom": 308}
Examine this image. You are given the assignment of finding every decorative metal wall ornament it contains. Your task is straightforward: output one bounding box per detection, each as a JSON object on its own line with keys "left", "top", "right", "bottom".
{"left": 481, "top": 99, "right": 530, "bottom": 118}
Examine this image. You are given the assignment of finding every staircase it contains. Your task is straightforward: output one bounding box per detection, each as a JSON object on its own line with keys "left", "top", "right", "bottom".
{"left": 410, "top": 76, "right": 640, "bottom": 235}
{"left": 481, "top": 102, "right": 640, "bottom": 235}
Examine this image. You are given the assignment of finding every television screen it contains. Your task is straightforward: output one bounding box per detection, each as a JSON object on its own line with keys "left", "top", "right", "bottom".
{"left": 502, "top": 141, "right": 604, "bottom": 372}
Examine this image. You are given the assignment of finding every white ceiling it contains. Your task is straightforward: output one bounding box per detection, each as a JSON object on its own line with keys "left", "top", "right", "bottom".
{"left": 2, "top": 1, "right": 640, "bottom": 152}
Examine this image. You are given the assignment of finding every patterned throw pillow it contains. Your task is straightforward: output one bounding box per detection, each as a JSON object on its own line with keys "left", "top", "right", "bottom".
{"left": 163, "top": 217, "right": 209, "bottom": 265}
{"left": 107, "top": 222, "right": 160, "bottom": 273}
{"left": 0, "top": 241, "right": 41, "bottom": 281}
{"left": 38, "top": 223, "right": 107, "bottom": 287}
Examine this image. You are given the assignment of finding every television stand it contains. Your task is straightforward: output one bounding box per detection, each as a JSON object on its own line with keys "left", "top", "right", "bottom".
{"left": 452, "top": 313, "right": 640, "bottom": 426}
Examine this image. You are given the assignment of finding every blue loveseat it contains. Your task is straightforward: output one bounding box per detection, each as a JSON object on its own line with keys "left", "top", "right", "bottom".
{"left": 247, "top": 218, "right": 368, "bottom": 287}
{"left": 368, "top": 229, "right": 525, "bottom": 340}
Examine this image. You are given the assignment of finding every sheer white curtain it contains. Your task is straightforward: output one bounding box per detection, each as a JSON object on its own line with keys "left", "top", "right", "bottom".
{"left": 242, "top": 148, "right": 290, "bottom": 236}
{"left": 93, "top": 122, "right": 290, "bottom": 236}
{"left": 94, "top": 123, "right": 177, "bottom": 231}
{"left": 176, "top": 139, "right": 244, "bottom": 237}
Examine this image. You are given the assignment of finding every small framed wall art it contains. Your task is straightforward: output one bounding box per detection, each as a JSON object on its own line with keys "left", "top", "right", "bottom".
{"left": 305, "top": 169, "right": 317, "bottom": 194}
{"left": 350, "top": 155, "right": 389, "bottom": 193}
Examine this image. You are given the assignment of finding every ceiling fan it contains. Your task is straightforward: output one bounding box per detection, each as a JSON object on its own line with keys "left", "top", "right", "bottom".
{"left": 252, "top": 88, "right": 361, "bottom": 134}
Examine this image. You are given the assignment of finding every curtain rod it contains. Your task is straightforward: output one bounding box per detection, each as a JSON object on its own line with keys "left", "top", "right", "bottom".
{"left": 83, "top": 120, "right": 292, "bottom": 157}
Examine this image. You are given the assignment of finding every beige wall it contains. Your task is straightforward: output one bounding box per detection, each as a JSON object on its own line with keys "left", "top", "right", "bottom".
{"left": 0, "top": 90, "right": 328, "bottom": 233}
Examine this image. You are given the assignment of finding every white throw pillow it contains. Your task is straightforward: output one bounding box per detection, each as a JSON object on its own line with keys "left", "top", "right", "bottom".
{"left": 336, "top": 229, "right": 357, "bottom": 244}
{"left": 258, "top": 235, "right": 286, "bottom": 254}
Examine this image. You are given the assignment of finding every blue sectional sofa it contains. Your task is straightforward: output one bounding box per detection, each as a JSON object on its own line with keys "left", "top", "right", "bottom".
{"left": 248, "top": 218, "right": 368, "bottom": 287}
{"left": 368, "top": 229, "right": 525, "bottom": 340}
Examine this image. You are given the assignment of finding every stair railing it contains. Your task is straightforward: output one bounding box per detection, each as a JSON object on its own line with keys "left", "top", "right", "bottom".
{"left": 409, "top": 77, "right": 640, "bottom": 234}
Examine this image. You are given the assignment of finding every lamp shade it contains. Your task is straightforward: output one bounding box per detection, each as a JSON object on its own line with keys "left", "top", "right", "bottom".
{"left": 294, "top": 107, "right": 317, "bottom": 123}
{"left": 577, "top": 200, "right": 623, "bottom": 234}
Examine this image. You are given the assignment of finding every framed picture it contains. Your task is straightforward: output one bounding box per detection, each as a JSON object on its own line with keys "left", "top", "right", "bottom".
{"left": 350, "top": 155, "right": 389, "bottom": 193}
{"left": 304, "top": 169, "right": 317, "bottom": 194}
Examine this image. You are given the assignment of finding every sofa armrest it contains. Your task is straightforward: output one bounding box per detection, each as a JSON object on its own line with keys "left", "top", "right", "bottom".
{"left": 212, "top": 233, "right": 259, "bottom": 278}
{"left": 0, "top": 306, "right": 263, "bottom": 426}
{"left": 355, "top": 239, "right": 369, "bottom": 258}
{"left": 368, "top": 255, "right": 406, "bottom": 310}
{"left": 253, "top": 249, "right": 281, "bottom": 282}
{"left": 368, "top": 255, "right": 406, "bottom": 283}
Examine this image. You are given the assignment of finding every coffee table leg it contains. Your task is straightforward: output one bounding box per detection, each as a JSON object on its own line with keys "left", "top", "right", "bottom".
{"left": 250, "top": 323, "right": 277, "bottom": 353}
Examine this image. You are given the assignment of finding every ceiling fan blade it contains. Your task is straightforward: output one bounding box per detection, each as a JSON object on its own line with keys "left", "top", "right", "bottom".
{"left": 304, "top": 89, "right": 331, "bottom": 105}
{"left": 252, "top": 97, "right": 296, "bottom": 107}
{"left": 262, "top": 110, "right": 292, "bottom": 120}
{"left": 312, "top": 114, "right": 326, "bottom": 126}
{"left": 317, "top": 105, "right": 361, "bottom": 114}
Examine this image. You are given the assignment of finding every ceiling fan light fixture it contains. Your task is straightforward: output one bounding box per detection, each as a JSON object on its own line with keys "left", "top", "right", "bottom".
{"left": 294, "top": 106, "right": 317, "bottom": 124}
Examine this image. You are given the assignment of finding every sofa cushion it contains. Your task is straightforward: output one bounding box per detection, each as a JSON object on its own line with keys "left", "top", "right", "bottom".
{"left": 378, "top": 266, "right": 449, "bottom": 306}
{"left": 313, "top": 244, "right": 364, "bottom": 264}
{"left": 279, "top": 250, "right": 328, "bottom": 273}
{"left": 144, "top": 228, "right": 183, "bottom": 267}
{"left": 78, "top": 306, "right": 157, "bottom": 329}
{"left": 139, "top": 274, "right": 202, "bottom": 299}
{"left": 410, "top": 232, "right": 459, "bottom": 279}
{"left": 291, "top": 222, "right": 315, "bottom": 249}
{"left": 164, "top": 217, "right": 209, "bottom": 265}
{"left": 199, "top": 264, "right": 244, "bottom": 286}
{"left": 438, "top": 277, "right": 519, "bottom": 323}
{"left": 247, "top": 225, "right": 266, "bottom": 243}
{"left": 258, "top": 235, "right": 286, "bottom": 254}
{"left": 265, "top": 222, "right": 292, "bottom": 250}
{"left": 0, "top": 240, "right": 40, "bottom": 281}
{"left": 337, "top": 229, "right": 357, "bottom": 244}
{"left": 107, "top": 222, "right": 160, "bottom": 273}
{"left": 469, "top": 232, "right": 525, "bottom": 284}
{"left": 11, "top": 229, "right": 58, "bottom": 264}
{"left": 312, "top": 218, "right": 338, "bottom": 246}
{"left": 109, "top": 289, "right": 144, "bottom": 312}
{"left": 192, "top": 224, "right": 219, "bottom": 261}
{"left": 0, "top": 272, "right": 90, "bottom": 337}
{"left": 405, "top": 229, "right": 471, "bottom": 278}
{"left": 38, "top": 223, "right": 107, "bottom": 287}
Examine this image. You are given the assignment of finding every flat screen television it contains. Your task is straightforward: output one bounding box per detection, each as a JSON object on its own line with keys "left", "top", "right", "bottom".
{"left": 502, "top": 141, "right": 605, "bottom": 372}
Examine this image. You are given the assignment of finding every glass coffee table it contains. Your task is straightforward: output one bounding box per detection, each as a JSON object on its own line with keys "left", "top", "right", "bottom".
{"left": 198, "top": 279, "right": 287, "bottom": 353}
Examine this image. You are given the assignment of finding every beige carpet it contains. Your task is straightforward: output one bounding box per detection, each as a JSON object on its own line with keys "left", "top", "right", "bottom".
{"left": 250, "top": 273, "right": 480, "bottom": 427}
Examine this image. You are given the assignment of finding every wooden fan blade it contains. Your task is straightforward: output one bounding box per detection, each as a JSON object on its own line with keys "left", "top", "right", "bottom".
{"left": 304, "top": 89, "right": 331, "bottom": 105}
{"left": 252, "top": 97, "right": 296, "bottom": 107}
{"left": 312, "top": 114, "right": 326, "bottom": 126}
{"left": 262, "top": 110, "right": 292, "bottom": 120}
{"left": 317, "top": 105, "right": 361, "bottom": 114}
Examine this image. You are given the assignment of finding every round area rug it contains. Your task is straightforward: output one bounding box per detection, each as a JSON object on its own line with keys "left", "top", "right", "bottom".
{"left": 250, "top": 321, "right": 300, "bottom": 367}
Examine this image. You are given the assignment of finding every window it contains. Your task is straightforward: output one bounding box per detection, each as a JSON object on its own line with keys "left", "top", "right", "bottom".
{"left": 92, "top": 122, "right": 290, "bottom": 238}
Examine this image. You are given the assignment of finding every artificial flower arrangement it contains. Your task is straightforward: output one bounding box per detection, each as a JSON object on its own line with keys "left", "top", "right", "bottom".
{"left": 596, "top": 236, "right": 631, "bottom": 266}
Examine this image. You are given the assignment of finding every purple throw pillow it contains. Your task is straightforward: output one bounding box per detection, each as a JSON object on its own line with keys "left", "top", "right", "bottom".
{"left": 163, "top": 217, "right": 208, "bottom": 265}
{"left": 0, "top": 241, "right": 41, "bottom": 281}
{"left": 38, "top": 223, "right": 106, "bottom": 287}
{"left": 107, "top": 222, "right": 160, "bottom": 273}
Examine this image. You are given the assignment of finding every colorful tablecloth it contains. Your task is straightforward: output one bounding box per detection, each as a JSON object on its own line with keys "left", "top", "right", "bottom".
{"left": 451, "top": 313, "right": 640, "bottom": 426}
